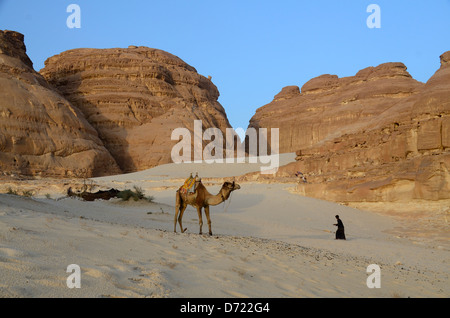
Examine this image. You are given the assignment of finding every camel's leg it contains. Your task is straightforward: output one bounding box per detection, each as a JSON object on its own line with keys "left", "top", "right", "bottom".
{"left": 178, "top": 204, "right": 187, "bottom": 233}
{"left": 196, "top": 206, "right": 203, "bottom": 235}
{"left": 174, "top": 191, "right": 182, "bottom": 232}
{"left": 174, "top": 204, "right": 179, "bottom": 233}
{"left": 204, "top": 205, "right": 212, "bottom": 236}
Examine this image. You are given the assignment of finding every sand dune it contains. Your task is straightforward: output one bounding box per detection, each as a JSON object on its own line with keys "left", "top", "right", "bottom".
{"left": 0, "top": 155, "right": 448, "bottom": 298}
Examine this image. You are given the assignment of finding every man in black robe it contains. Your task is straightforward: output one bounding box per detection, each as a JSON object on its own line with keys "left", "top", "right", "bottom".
{"left": 334, "top": 215, "right": 346, "bottom": 240}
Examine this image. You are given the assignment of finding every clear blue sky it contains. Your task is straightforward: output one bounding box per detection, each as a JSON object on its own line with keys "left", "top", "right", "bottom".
{"left": 1, "top": 0, "right": 449, "bottom": 131}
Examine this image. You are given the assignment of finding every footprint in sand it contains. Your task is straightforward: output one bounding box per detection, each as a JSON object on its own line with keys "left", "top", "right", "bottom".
{"left": 0, "top": 246, "right": 28, "bottom": 258}
{"left": 83, "top": 267, "right": 105, "bottom": 279}
{"left": 85, "top": 260, "right": 171, "bottom": 297}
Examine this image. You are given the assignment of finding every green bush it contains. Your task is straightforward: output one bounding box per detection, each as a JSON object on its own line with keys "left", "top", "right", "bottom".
{"left": 133, "top": 186, "right": 145, "bottom": 200}
{"left": 117, "top": 186, "right": 154, "bottom": 202}
{"left": 5, "top": 188, "right": 34, "bottom": 197}
{"left": 22, "top": 190, "right": 34, "bottom": 197}
{"left": 6, "top": 187, "right": 18, "bottom": 195}
{"left": 117, "top": 189, "right": 134, "bottom": 201}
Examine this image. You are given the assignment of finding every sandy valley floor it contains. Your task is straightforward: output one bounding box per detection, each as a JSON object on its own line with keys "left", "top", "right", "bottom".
{"left": 0, "top": 155, "right": 448, "bottom": 298}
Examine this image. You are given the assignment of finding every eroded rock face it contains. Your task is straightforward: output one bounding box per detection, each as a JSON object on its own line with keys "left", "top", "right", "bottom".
{"left": 249, "top": 62, "right": 423, "bottom": 154}
{"left": 0, "top": 30, "right": 121, "bottom": 178}
{"left": 248, "top": 53, "right": 450, "bottom": 203}
{"left": 40, "top": 47, "right": 232, "bottom": 172}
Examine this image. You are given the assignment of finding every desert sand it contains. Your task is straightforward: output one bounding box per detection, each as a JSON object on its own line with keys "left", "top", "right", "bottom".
{"left": 0, "top": 153, "right": 448, "bottom": 298}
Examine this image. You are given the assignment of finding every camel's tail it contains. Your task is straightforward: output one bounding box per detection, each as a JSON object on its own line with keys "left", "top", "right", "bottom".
{"left": 175, "top": 189, "right": 182, "bottom": 206}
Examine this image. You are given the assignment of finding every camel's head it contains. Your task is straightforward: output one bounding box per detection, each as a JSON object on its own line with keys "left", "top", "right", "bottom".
{"left": 223, "top": 181, "right": 241, "bottom": 192}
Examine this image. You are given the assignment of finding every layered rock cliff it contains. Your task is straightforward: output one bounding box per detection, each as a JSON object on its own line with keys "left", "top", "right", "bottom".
{"left": 40, "top": 47, "right": 232, "bottom": 173}
{"left": 0, "top": 30, "right": 121, "bottom": 177}
{"left": 246, "top": 52, "right": 450, "bottom": 204}
{"left": 249, "top": 62, "right": 424, "bottom": 153}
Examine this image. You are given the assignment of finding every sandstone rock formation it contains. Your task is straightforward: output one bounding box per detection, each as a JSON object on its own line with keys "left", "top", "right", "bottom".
{"left": 246, "top": 53, "right": 450, "bottom": 204}
{"left": 40, "top": 47, "right": 232, "bottom": 173}
{"left": 249, "top": 62, "right": 424, "bottom": 153}
{"left": 0, "top": 30, "right": 121, "bottom": 177}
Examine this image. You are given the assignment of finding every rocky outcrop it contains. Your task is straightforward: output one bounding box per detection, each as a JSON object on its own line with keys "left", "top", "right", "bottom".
{"left": 0, "top": 30, "right": 121, "bottom": 177}
{"left": 247, "top": 53, "right": 450, "bottom": 203}
{"left": 40, "top": 47, "right": 232, "bottom": 173}
{"left": 249, "top": 62, "right": 423, "bottom": 154}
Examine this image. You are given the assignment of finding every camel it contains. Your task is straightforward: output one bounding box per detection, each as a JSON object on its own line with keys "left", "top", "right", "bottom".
{"left": 174, "top": 179, "right": 241, "bottom": 235}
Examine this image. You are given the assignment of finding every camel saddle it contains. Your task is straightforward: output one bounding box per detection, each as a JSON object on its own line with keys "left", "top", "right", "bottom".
{"left": 180, "top": 175, "right": 200, "bottom": 196}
